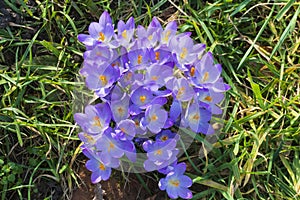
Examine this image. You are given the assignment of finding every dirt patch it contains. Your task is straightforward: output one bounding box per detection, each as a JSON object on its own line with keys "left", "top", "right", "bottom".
{"left": 71, "top": 163, "right": 168, "bottom": 200}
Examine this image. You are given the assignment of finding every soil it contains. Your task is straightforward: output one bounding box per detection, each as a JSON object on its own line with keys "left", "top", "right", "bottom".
{"left": 71, "top": 163, "right": 168, "bottom": 200}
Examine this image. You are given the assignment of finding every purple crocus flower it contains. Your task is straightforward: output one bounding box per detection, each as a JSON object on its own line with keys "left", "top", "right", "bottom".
{"left": 83, "top": 63, "right": 120, "bottom": 97}
{"left": 96, "top": 130, "right": 136, "bottom": 164}
{"left": 136, "top": 17, "right": 162, "bottom": 48}
{"left": 83, "top": 45, "right": 118, "bottom": 64}
{"left": 81, "top": 147, "right": 119, "bottom": 184}
{"left": 74, "top": 103, "right": 111, "bottom": 134}
{"left": 117, "top": 119, "right": 136, "bottom": 140}
{"left": 156, "top": 130, "right": 177, "bottom": 142}
{"left": 193, "top": 52, "right": 222, "bottom": 85}
{"left": 144, "top": 63, "right": 173, "bottom": 90}
{"left": 159, "top": 21, "right": 177, "bottom": 46}
{"left": 78, "top": 11, "right": 115, "bottom": 49}
{"left": 158, "top": 162, "right": 193, "bottom": 199}
{"left": 110, "top": 93, "right": 130, "bottom": 123}
{"left": 170, "top": 34, "right": 197, "bottom": 70}
{"left": 131, "top": 87, "right": 154, "bottom": 108}
{"left": 143, "top": 104, "right": 168, "bottom": 134}
{"left": 143, "top": 139, "right": 179, "bottom": 171}
{"left": 167, "top": 78, "right": 195, "bottom": 102}
{"left": 184, "top": 101, "right": 214, "bottom": 135}
{"left": 78, "top": 132, "right": 101, "bottom": 147}
{"left": 196, "top": 88, "right": 224, "bottom": 115}
{"left": 116, "top": 17, "right": 135, "bottom": 48}
{"left": 127, "top": 48, "right": 151, "bottom": 70}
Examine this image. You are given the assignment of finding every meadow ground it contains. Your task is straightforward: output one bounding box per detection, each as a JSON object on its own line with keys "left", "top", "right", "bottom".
{"left": 0, "top": 0, "right": 299, "bottom": 199}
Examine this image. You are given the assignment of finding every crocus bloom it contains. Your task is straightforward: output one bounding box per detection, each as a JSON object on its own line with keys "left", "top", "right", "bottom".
{"left": 158, "top": 162, "right": 193, "bottom": 199}
{"left": 184, "top": 101, "right": 214, "bottom": 134}
{"left": 74, "top": 103, "right": 111, "bottom": 134}
{"left": 196, "top": 88, "right": 224, "bottom": 114}
{"left": 168, "top": 78, "right": 195, "bottom": 102}
{"left": 131, "top": 87, "right": 154, "bottom": 108}
{"left": 78, "top": 11, "right": 115, "bottom": 49}
{"left": 192, "top": 52, "right": 222, "bottom": 86}
{"left": 117, "top": 119, "right": 136, "bottom": 140}
{"left": 96, "top": 130, "right": 136, "bottom": 164}
{"left": 82, "top": 147, "right": 119, "bottom": 183}
{"left": 143, "top": 104, "right": 168, "bottom": 134}
{"left": 116, "top": 17, "right": 135, "bottom": 47}
{"left": 143, "top": 139, "right": 179, "bottom": 171}
{"left": 110, "top": 93, "right": 130, "bottom": 123}
{"left": 170, "top": 34, "right": 196, "bottom": 70}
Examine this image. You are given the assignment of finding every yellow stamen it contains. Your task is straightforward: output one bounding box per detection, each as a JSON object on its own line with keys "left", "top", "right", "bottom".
{"left": 203, "top": 72, "right": 209, "bottom": 82}
{"left": 169, "top": 179, "right": 180, "bottom": 187}
{"left": 155, "top": 52, "right": 160, "bottom": 60}
{"left": 180, "top": 47, "right": 188, "bottom": 59}
{"left": 96, "top": 52, "right": 102, "bottom": 56}
{"left": 122, "top": 30, "right": 127, "bottom": 39}
{"left": 163, "top": 30, "right": 171, "bottom": 42}
{"left": 93, "top": 116, "right": 102, "bottom": 127}
{"left": 148, "top": 35, "right": 153, "bottom": 41}
{"left": 134, "top": 120, "right": 139, "bottom": 127}
{"left": 140, "top": 95, "right": 146, "bottom": 103}
{"left": 151, "top": 76, "right": 158, "bottom": 81}
{"left": 117, "top": 107, "right": 124, "bottom": 116}
{"left": 98, "top": 32, "right": 105, "bottom": 41}
{"left": 176, "top": 87, "right": 185, "bottom": 99}
{"left": 108, "top": 142, "right": 115, "bottom": 152}
{"left": 155, "top": 149, "right": 162, "bottom": 155}
{"left": 192, "top": 114, "right": 200, "bottom": 120}
{"left": 137, "top": 55, "right": 143, "bottom": 64}
{"left": 151, "top": 114, "right": 158, "bottom": 121}
{"left": 125, "top": 72, "right": 132, "bottom": 81}
{"left": 84, "top": 133, "right": 94, "bottom": 144}
{"left": 190, "top": 66, "right": 195, "bottom": 77}
{"left": 112, "top": 61, "right": 120, "bottom": 67}
{"left": 99, "top": 75, "right": 108, "bottom": 86}
{"left": 161, "top": 136, "right": 168, "bottom": 141}
{"left": 120, "top": 127, "right": 126, "bottom": 133}
{"left": 99, "top": 163, "right": 106, "bottom": 170}
{"left": 204, "top": 96, "right": 212, "bottom": 102}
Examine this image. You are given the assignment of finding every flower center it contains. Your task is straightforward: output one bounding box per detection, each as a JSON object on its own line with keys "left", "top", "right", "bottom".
{"left": 93, "top": 116, "right": 102, "bottom": 127}
{"left": 155, "top": 52, "right": 160, "bottom": 60}
{"left": 140, "top": 95, "right": 146, "bottom": 103}
{"left": 148, "top": 35, "right": 153, "bottom": 40}
{"left": 151, "top": 76, "right": 158, "bottom": 81}
{"left": 192, "top": 114, "right": 200, "bottom": 120}
{"left": 99, "top": 163, "right": 106, "bottom": 171}
{"left": 190, "top": 66, "right": 195, "bottom": 77}
{"left": 204, "top": 96, "right": 212, "bottom": 102}
{"left": 163, "top": 30, "right": 171, "bottom": 42}
{"left": 203, "top": 72, "right": 209, "bottom": 82}
{"left": 117, "top": 107, "right": 124, "bottom": 116}
{"left": 180, "top": 48, "right": 188, "bottom": 59}
{"left": 99, "top": 75, "right": 108, "bottom": 86}
{"left": 176, "top": 87, "right": 185, "bottom": 99}
{"left": 108, "top": 142, "right": 115, "bottom": 151}
{"left": 84, "top": 133, "right": 94, "bottom": 143}
{"left": 155, "top": 149, "right": 162, "bottom": 155}
{"left": 137, "top": 55, "right": 143, "bottom": 64}
{"left": 161, "top": 136, "right": 168, "bottom": 141}
{"left": 122, "top": 30, "right": 127, "bottom": 39}
{"left": 151, "top": 114, "right": 158, "bottom": 121}
{"left": 98, "top": 32, "right": 105, "bottom": 41}
{"left": 169, "top": 179, "right": 180, "bottom": 187}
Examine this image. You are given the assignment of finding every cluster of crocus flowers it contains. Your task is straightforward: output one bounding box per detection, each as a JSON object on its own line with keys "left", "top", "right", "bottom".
{"left": 75, "top": 11, "right": 229, "bottom": 199}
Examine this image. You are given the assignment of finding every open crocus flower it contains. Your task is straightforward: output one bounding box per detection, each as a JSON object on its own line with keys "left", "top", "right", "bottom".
{"left": 159, "top": 162, "right": 193, "bottom": 199}
{"left": 78, "top": 11, "right": 115, "bottom": 49}
{"left": 75, "top": 11, "right": 230, "bottom": 199}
